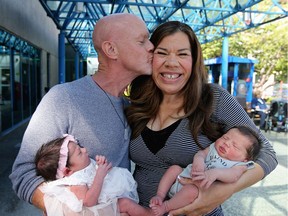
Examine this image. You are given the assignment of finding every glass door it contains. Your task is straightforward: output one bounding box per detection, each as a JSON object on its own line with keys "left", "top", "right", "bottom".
{"left": 0, "top": 47, "right": 12, "bottom": 131}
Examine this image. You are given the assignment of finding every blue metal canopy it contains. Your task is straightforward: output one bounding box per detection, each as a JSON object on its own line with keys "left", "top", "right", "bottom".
{"left": 204, "top": 55, "right": 258, "bottom": 64}
{"left": 0, "top": 30, "right": 40, "bottom": 57}
{"left": 38, "top": 0, "right": 287, "bottom": 59}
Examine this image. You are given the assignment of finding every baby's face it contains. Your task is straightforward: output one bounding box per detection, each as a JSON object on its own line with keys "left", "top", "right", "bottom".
{"left": 67, "top": 141, "right": 90, "bottom": 172}
{"left": 214, "top": 128, "right": 251, "bottom": 162}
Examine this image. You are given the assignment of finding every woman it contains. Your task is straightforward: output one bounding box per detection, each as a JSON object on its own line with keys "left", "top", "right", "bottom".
{"left": 125, "top": 21, "right": 277, "bottom": 216}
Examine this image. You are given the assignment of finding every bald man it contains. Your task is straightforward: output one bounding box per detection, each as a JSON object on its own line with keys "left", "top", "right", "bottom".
{"left": 10, "top": 13, "right": 154, "bottom": 211}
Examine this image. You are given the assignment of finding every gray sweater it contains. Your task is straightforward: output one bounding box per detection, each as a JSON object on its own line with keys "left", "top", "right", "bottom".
{"left": 10, "top": 75, "right": 130, "bottom": 203}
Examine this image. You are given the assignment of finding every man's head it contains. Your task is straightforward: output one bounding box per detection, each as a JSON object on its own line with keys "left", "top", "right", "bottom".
{"left": 92, "top": 13, "right": 154, "bottom": 78}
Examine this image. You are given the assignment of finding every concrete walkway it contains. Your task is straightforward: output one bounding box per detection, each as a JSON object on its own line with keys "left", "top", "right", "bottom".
{"left": 0, "top": 121, "right": 42, "bottom": 215}
{"left": 222, "top": 131, "right": 288, "bottom": 216}
{"left": 0, "top": 122, "right": 287, "bottom": 216}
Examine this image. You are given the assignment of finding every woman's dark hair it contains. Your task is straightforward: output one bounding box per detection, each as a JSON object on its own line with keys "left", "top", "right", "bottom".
{"left": 35, "top": 137, "right": 66, "bottom": 181}
{"left": 125, "top": 21, "right": 222, "bottom": 148}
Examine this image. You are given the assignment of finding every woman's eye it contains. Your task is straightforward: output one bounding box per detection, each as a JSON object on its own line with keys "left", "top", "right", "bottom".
{"left": 154, "top": 50, "right": 167, "bottom": 55}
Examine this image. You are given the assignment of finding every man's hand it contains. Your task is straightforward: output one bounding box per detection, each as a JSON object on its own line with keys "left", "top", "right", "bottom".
{"left": 31, "top": 185, "right": 45, "bottom": 211}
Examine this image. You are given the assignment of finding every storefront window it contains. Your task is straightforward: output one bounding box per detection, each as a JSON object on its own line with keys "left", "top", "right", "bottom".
{"left": 0, "top": 46, "right": 12, "bottom": 131}
{"left": 0, "top": 31, "right": 41, "bottom": 134}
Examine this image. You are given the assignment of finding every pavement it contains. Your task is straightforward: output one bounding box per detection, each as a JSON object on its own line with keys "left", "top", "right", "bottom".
{"left": 0, "top": 121, "right": 42, "bottom": 216}
{"left": 0, "top": 121, "right": 287, "bottom": 216}
{"left": 222, "top": 130, "right": 288, "bottom": 216}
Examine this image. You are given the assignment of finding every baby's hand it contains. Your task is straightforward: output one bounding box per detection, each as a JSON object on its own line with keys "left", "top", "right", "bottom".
{"left": 96, "top": 162, "right": 112, "bottom": 179}
{"left": 95, "top": 155, "right": 107, "bottom": 165}
{"left": 95, "top": 155, "right": 112, "bottom": 179}
{"left": 192, "top": 169, "right": 217, "bottom": 189}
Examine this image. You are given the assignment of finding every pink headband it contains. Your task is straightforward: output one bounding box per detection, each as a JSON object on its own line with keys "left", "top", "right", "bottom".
{"left": 56, "top": 134, "right": 77, "bottom": 179}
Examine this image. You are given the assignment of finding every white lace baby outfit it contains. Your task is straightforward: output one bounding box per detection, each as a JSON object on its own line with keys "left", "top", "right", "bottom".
{"left": 41, "top": 159, "right": 139, "bottom": 216}
{"left": 169, "top": 143, "right": 254, "bottom": 197}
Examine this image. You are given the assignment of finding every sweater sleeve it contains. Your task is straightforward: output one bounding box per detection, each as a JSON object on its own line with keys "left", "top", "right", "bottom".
{"left": 211, "top": 84, "right": 277, "bottom": 177}
{"left": 9, "top": 85, "right": 71, "bottom": 203}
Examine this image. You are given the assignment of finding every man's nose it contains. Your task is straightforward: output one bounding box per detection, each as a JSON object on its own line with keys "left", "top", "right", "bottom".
{"left": 147, "top": 41, "right": 154, "bottom": 52}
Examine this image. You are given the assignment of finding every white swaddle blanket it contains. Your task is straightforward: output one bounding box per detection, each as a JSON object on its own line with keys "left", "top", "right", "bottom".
{"left": 41, "top": 159, "right": 138, "bottom": 216}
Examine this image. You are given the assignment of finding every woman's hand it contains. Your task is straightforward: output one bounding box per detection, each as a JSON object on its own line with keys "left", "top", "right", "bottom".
{"left": 168, "top": 164, "right": 264, "bottom": 216}
{"left": 168, "top": 179, "right": 231, "bottom": 216}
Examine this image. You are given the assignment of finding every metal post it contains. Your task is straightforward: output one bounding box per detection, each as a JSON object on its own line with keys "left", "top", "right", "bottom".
{"left": 233, "top": 63, "right": 239, "bottom": 96}
{"left": 247, "top": 63, "right": 254, "bottom": 103}
{"left": 79, "top": 58, "right": 83, "bottom": 78}
{"left": 75, "top": 52, "right": 79, "bottom": 80}
{"left": 58, "top": 31, "right": 65, "bottom": 83}
{"left": 221, "top": 36, "right": 229, "bottom": 90}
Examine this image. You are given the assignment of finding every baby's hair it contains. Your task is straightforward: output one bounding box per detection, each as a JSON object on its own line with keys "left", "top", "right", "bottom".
{"left": 35, "top": 137, "right": 66, "bottom": 181}
{"left": 232, "top": 126, "right": 261, "bottom": 160}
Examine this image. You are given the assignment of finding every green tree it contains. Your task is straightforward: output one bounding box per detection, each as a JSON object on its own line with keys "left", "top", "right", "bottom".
{"left": 202, "top": 18, "right": 288, "bottom": 96}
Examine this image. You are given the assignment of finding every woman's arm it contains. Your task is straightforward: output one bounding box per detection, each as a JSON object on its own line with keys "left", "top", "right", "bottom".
{"left": 168, "top": 163, "right": 264, "bottom": 216}
{"left": 167, "top": 86, "right": 277, "bottom": 216}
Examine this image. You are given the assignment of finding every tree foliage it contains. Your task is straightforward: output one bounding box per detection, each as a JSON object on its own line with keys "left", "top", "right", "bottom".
{"left": 202, "top": 18, "right": 287, "bottom": 95}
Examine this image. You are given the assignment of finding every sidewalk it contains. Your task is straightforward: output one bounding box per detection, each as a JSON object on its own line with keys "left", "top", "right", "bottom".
{"left": 222, "top": 131, "right": 288, "bottom": 216}
{"left": 0, "top": 121, "right": 42, "bottom": 215}
{"left": 0, "top": 122, "right": 287, "bottom": 216}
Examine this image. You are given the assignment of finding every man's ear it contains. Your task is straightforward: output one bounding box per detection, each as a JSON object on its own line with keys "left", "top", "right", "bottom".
{"left": 102, "top": 41, "right": 118, "bottom": 60}
{"left": 63, "top": 167, "right": 74, "bottom": 177}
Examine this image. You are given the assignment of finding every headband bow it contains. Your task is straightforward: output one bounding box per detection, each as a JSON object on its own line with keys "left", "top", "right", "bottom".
{"left": 56, "top": 134, "right": 77, "bottom": 179}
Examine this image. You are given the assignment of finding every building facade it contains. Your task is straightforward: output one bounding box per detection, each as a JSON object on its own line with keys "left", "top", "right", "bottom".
{"left": 0, "top": 0, "right": 59, "bottom": 134}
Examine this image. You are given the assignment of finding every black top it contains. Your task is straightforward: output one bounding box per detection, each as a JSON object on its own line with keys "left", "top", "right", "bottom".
{"left": 142, "top": 119, "right": 182, "bottom": 154}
